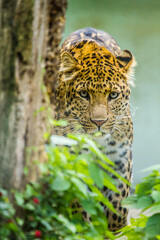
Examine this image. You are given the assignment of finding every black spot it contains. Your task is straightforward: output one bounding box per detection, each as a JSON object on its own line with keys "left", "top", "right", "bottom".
{"left": 115, "top": 160, "right": 124, "bottom": 169}
{"left": 84, "top": 29, "right": 93, "bottom": 37}
{"left": 64, "top": 110, "right": 71, "bottom": 117}
{"left": 112, "top": 223, "right": 116, "bottom": 228}
{"left": 67, "top": 92, "right": 70, "bottom": 98}
{"left": 122, "top": 189, "right": 126, "bottom": 197}
{"left": 117, "top": 62, "right": 124, "bottom": 68}
{"left": 118, "top": 183, "right": 123, "bottom": 189}
{"left": 83, "top": 56, "right": 90, "bottom": 61}
{"left": 119, "top": 150, "right": 127, "bottom": 158}
{"left": 108, "top": 195, "right": 112, "bottom": 201}
{"left": 112, "top": 201, "right": 118, "bottom": 208}
{"left": 121, "top": 168, "right": 126, "bottom": 174}
{"left": 123, "top": 208, "right": 127, "bottom": 214}
{"left": 113, "top": 175, "right": 118, "bottom": 180}
{"left": 86, "top": 77, "right": 92, "bottom": 81}
{"left": 128, "top": 134, "right": 132, "bottom": 139}
{"left": 123, "top": 219, "right": 127, "bottom": 224}
{"left": 82, "top": 211, "right": 88, "bottom": 219}
{"left": 107, "top": 150, "right": 117, "bottom": 155}
{"left": 116, "top": 193, "right": 120, "bottom": 197}
{"left": 108, "top": 141, "right": 116, "bottom": 146}
{"left": 84, "top": 69, "right": 90, "bottom": 75}
{"left": 118, "top": 216, "right": 122, "bottom": 223}
{"left": 108, "top": 69, "right": 113, "bottom": 74}
{"left": 119, "top": 206, "right": 122, "bottom": 211}
{"left": 70, "top": 150, "right": 75, "bottom": 154}
{"left": 106, "top": 211, "right": 109, "bottom": 218}
{"left": 118, "top": 224, "right": 122, "bottom": 228}
{"left": 104, "top": 55, "right": 110, "bottom": 59}
{"left": 77, "top": 42, "right": 85, "bottom": 49}
{"left": 112, "top": 213, "right": 117, "bottom": 221}
{"left": 100, "top": 202, "right": 104, "bottom": 207}
{"left": 119, "top": 142, "right": 125, "bottom": 148}
{"left": 103, "top": 186, "right": 108, "bottom": 191}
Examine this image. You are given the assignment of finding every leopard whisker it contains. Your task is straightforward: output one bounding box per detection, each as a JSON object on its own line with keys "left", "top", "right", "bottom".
{"left": 113, "top": 126, "right": 125, "bottom": 135}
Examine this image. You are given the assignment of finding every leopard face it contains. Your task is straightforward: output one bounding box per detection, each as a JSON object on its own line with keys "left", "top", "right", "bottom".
{"left": 56, "top": 39, "right": 135, "bottom": 139}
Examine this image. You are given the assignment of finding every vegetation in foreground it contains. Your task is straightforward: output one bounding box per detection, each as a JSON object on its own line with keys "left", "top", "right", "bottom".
{"left": 0, "top": 129, "right": 160, "bottom": 240}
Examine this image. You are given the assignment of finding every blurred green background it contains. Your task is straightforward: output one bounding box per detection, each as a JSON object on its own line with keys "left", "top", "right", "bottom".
{"left": 62, "top": 0, "right": 160, "bottom": 184}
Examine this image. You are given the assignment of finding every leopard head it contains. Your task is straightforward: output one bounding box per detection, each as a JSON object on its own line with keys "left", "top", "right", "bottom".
{"left": 56, "top": 40, "right": 136, "bottom": 136}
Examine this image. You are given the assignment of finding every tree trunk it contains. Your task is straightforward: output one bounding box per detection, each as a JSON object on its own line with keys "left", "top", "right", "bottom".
{"left": 0, "top": 0, "right": 67, "bottom": 190}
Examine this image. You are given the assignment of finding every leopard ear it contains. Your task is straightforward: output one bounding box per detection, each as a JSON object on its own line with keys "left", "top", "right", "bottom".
{"left": 116, "top": 50, "right": 137, "bottom": 86}
{"left": 59, "top": 51, "right": 81, "bottom": 82}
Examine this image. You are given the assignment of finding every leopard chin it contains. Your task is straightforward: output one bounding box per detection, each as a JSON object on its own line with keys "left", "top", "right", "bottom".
{"left": 84, "top": 128, "right": 111, "bottom": 136}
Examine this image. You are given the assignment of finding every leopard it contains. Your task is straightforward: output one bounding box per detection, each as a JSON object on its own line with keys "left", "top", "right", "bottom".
{"left": 55, "top": 27, "right": 136, "bottom": 232}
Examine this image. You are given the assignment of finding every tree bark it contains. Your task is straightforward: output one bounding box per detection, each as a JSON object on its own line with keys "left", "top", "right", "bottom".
{"left": 0, "top": 0, "right": 67, "bottom": 190}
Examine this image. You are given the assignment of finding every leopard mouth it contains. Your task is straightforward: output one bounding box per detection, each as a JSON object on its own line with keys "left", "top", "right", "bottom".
{"left": 78, "top": 119, "right": 114, "bottom": 135}
{"left": 83, "top": 126, "right": 112, "bottom": 136}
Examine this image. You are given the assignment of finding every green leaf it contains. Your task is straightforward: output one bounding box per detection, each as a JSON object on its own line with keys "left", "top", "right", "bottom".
{"left": 56, "top": 214, "right": 77, "bottom": 233}
{"left": 50, "top": 119, "right": 68, "bottom": 126}
{"left": 136, "top": 181, "right": 153, "bottom": 197}
{"left": 123, "top": 195, "right": 153, "bottom": 210}
{"left": 51, "top": 135, "right": 78, "bottom": 146}
{"left": 148, "top": 202, "right": 160, "bottom": 213}
{"left": 0, "top": 202, "right": 10, "bottom": 210}
{"left": 103, "top": 173, "right": 119, "bottom": 193}
{"left": 89, "top": 185, "right": 116, "bottom": 213}
{"left": 51, "top": 177, "right": 71, "bottom": 191}
{"left": 16, "top": 217, "right": 24, "bottom": 226}
{"left": 14, "top": 192, "right": 24, "bottom": 206}
{"left": 25, "top": 184, "right": 35, "bottom": 198}
{"left": 25, "top": 203, "right": 35, "bottom": 211}
{"left": 151, "top": 191, "right": 160, "bottom": 203}
{"left": 81, "top": 199, "right": 97, "bottom": 215}
{"left": 155, "top": 183, "right": 160, "bottom": 191}
{"left": 84, "top": 137, "right": 115, "bottom": 166}
{"left": 89, "top": 162, "right": 103, "bottom": 188}
{"left": 145, "top": 213, "right": 160, "bottom": 238}
{"left": 136, "top": 196, "right": 153, "bottom": 209}
{"left": 97, "top": 159, "right": 130, "bottom": 186}
{"left": 71, "top": 177, "right": 88, "bottom": 196}
{"left": 122, "top": 195, "right": 137, "bottom": 208}
{"left": 40, "top": 219, "right": 52, "bottom": 231}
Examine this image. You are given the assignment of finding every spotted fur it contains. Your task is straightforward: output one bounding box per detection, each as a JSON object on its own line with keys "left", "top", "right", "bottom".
{"left": 55, "top": 27, "right": 136, "bottom": 232}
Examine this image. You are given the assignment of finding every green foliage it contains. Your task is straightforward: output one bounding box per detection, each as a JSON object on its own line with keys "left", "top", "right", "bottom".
{"left": 120, "top": 166, "right": 160, "bottom": 240}
{"left": 0, "top": 189, "right": 25, "bottom": 240}
{"left": 1, "top": 133, "right": 124, "bottom": 240}
{"left": 2, "top": 117, "right": 160, "bottom": 239}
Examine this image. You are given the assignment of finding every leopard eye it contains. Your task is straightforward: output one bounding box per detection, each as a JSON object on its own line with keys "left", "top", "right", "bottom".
{"left": 79, "top": 90, "right": 89, "bottom": 99}
{"left": 109, "top": 92, "right": 119, "bottom": 100}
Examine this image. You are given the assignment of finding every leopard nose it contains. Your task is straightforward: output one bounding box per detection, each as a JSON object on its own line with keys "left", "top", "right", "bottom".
{"left": 90, "top": 119, "right": 107, "bottom": 127}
